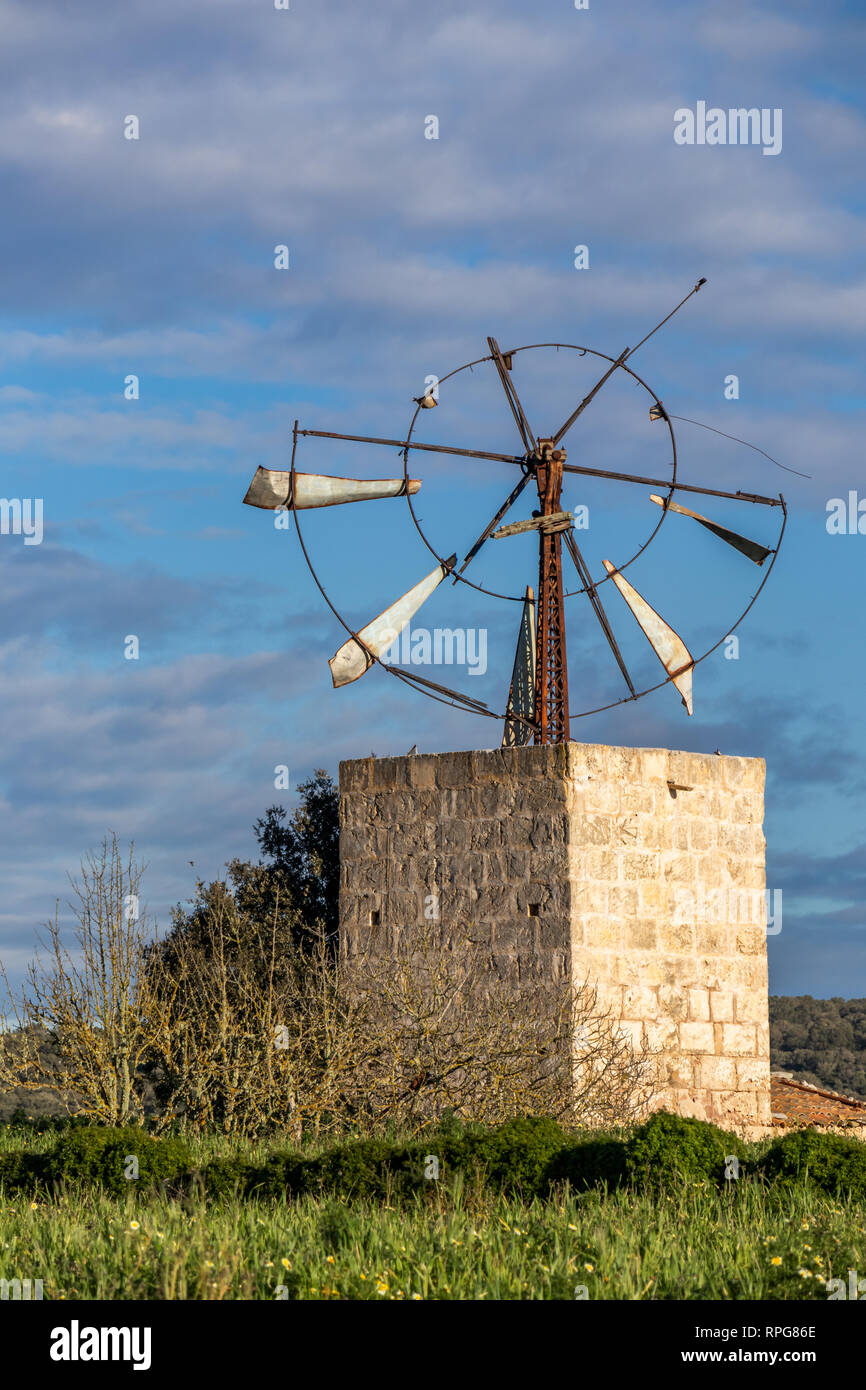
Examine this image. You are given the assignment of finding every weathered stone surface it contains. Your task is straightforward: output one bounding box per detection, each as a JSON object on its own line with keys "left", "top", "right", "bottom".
{"left": 709, "top": 990, "right": 734, "bottom": 1023}
{"left": 339, "top": 741, "right": 770, "bottom": 1130}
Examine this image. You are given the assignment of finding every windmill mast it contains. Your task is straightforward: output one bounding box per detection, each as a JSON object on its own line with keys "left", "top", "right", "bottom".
{"left": 533, "top": 439, "right": 570, "bottom": 744}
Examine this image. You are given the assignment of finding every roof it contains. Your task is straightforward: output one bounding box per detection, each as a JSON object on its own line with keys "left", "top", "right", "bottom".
{"left": 770, "top": 1072, "right": 866, "bottom": 1128}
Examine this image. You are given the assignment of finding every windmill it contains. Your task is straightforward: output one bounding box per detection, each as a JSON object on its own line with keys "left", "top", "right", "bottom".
{"left": 243, "top": 279, "right": 786, "bottom": 745}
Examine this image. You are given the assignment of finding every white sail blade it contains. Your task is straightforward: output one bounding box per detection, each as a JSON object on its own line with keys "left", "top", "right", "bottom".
{"left": 649, "top": 494, "right": 770, "bottom": 565}
{"left": 243, "top": 468, "right": 421, "bottom": 511}
{"left": 602, "top": 560, "right": 694, "bottom": 714}
{"left": 329, "top": 558, "right": 454, "bottom": 688}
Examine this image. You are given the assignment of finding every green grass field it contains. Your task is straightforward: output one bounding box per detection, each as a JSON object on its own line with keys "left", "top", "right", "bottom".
{"left": 1, "top": 1126, "right": 862, "bottom": 1300}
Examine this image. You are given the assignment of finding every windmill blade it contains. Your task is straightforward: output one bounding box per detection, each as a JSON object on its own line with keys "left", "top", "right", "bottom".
{"left": 602, "top": 560, "right": 694, "bottom": 714}
{"left": 502, "top": 586, "right": 537, "bottom": 747}
{"left": 244, "top": 468, "right": 421, "bottom": 511}
{"left": 649, "top": 494, "right": 771, "bottom": 565}
{"left": 329, "top": 556, "right": 456, "bottom": 687}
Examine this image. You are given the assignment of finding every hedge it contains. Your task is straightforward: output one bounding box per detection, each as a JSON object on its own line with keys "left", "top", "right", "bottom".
{"left": 757, "top": 1128, "right": 866, "bottom": 1200}
{"left": 0, "top": 1113, "right": 864, "bottom": 1202}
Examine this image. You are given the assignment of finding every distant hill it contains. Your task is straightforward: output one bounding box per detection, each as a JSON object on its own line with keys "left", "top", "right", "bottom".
{"left": 770, "top": 996, "right": 866, "bottom": 1101}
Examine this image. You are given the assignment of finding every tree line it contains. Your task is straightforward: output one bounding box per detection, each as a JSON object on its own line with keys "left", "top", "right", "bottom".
{"left": 770, "top": 995, "right": 866, "bottom": 1100}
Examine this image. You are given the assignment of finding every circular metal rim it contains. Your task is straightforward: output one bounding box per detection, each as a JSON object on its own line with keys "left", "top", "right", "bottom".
{"left": 289, "top": 418, "right": 788, "bottom": 727}
{"left": 400, "top": 342, "right": 677, "bottom": 604}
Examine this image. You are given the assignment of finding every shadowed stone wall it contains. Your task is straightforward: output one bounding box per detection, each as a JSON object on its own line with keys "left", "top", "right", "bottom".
{"left": 339, "top": 743, "right": 770, "bottom": 1130}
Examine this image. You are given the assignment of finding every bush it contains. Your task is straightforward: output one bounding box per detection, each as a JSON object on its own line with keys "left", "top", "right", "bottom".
{"left": 49, "top": 1125, "right": 192, "bottom": 1195}
{"left": 2, "top": 1114, "right": 865, "bottom": 1205}
{"left": 441, "top": 1116, "right": 567, "bottom": 1196}
{"left": 246, "top": 1152, "right": 308, "bottom": 1199}
{"left": 545, "top": 1136, "right": 628, "bottom": 1191}
{"left": 303, "top": 1137, "right": 425, "bottom": 1201}
{"left": 0, "top": 1148, "right": 52, "bottom": 1191}
{"left": 758, "top": 1129, "right": 866, "bottom": 1200}
{"left": 197, "top": 1155, "right": 262, "bottom": 1199}
{"left": 624, "top": 1112, "right": 747, "bottom": 1190}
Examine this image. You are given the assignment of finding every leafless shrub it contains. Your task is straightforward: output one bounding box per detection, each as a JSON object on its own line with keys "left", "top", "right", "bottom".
{"left": 339, "top": 919, "right": 656, "bottom": 1133}
{"left": 1, "top": 847, "right": 655, "bottom": 1138}
{"left": 0, "top": 835, "right": 170, "bottom": 1126}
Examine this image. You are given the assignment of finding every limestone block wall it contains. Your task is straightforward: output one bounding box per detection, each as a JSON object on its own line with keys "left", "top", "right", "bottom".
{"left": 339, "top": 743, "right": 770, "bottom": 1131}
{"left": 564, "top": 744, "right": 769, "bottom": 1129}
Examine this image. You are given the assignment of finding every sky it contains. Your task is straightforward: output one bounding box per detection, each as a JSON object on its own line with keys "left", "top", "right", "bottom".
{"left": 0, "top": 0, "right": 863, "bottom": 996}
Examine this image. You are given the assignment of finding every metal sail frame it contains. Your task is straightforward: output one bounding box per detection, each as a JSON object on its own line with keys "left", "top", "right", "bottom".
{"left": 250, "top": 279, "right": 787, "bottom": 742}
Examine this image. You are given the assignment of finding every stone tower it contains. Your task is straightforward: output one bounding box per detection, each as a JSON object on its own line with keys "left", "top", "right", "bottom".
{"left": 339, "top": 742, "right": 770, "bottom": 1131}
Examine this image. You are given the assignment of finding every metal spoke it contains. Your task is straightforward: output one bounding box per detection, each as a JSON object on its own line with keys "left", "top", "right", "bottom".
{"left": 551, "top": 277, "right": 707, "bottom": 446}
{"left": 454, "top": 470, "right": 534, "bottom": 581}
{"left": 625, "top": 277, "right": 707, "bottom": 357}
{"left": 298, "top": 428, "right": 523, "bottom": 468}
{"left": 559, "top": 460, "right": 781, "bottom": 507}
{"left": 562, "top": 529, "right": 636, "bottom": 696}
{"left": 552, "top": 348, "right": 629, "bottom": 445}
{"left": 487, "top": 336, "right": 536, "bottom": 453}
{"left": 385, "top": 665, "right": 490, "bottom": 712}
{"left": 299, "top": 427, "right": 776, "bottom": 506}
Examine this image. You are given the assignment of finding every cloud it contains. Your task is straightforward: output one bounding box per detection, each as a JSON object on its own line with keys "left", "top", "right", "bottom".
{"left": 0, "top": 0, "right": 862, "bottom": 1001}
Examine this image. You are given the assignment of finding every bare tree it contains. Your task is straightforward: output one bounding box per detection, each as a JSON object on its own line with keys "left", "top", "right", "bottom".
{"left": 144, "top": 891, "right": 368, "bottom": 1139}
{"left": 339, "top": 919, "right": 656, "bottom": 1132}
{"left": 1, "top": 842, "right": 655, "bottom": 1139}
{"left": 0, "top": 835, "right": 171, "bottom": 1126}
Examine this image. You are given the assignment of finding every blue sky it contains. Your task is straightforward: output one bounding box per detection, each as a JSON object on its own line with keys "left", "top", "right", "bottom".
{"left": 0, "top": 0, "right": 864, "bottom": 996}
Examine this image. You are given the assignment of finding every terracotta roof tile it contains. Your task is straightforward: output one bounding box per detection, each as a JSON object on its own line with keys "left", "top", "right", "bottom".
{"left": 770, "top": 1073, "right": 866, "bottom": 1128}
